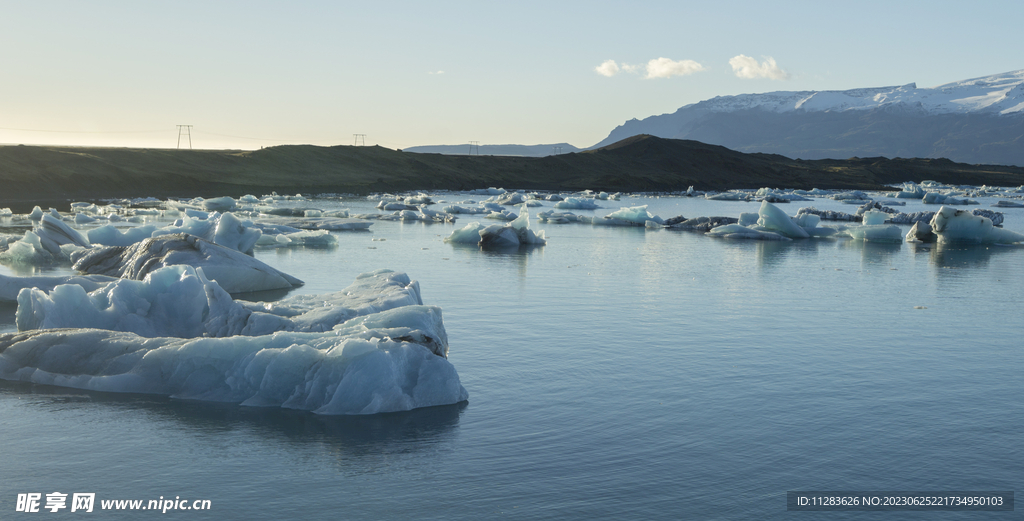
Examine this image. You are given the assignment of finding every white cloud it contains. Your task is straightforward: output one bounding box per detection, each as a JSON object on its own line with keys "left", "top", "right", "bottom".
{"left": 644, "top": 57, "right": 705, "bottom": 79}
{"left": 595, "top": 59, "right": 621, "bottom": 77}
{"left": 596, "top": 57, "right": 705, "bottom": 79}
{"left": 729, "top": 55, "right": 790, "bottom": 80}
{"left": 428, "top": 70, "right": 445, "bottom": 75}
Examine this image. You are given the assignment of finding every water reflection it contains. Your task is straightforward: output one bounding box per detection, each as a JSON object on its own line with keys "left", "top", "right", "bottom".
{"left": 0, "top": 380, "right": 466, "bottom": 457}
{"left": 447, "top": 242, "right": 542, "bottom": 278}
{"left": 839, "top": 239, "right": 902, "bottom": 267}
{"left": 754, "top": 239, "right": 823, "bottom": 271}
{"left": 918, "top": 242, "right": 1024, "bottom": 271}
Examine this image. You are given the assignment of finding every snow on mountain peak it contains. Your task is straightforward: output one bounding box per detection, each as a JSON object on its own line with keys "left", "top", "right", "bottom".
{"left": 694, "top": 70, "right": 1024, "bottom": 116}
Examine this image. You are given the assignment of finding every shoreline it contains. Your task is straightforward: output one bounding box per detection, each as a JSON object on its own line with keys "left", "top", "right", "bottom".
{"left": 3, "top": 135, "right": 1024, "bottom": 212}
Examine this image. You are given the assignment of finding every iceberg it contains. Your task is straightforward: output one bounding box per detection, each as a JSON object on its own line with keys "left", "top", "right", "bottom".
{"left": 840, "top": 224, "right": 903, "bottom": 243}
{"left": 71, "top": 233, "right": 303, "bottom": 293}
{"left": 3, "top": 268, "right": 465, "bottom": 414}
{"left": 930, "top": 206, "right": 1024, "bottom": 244}
{"left": 706, "top": 224, "right": 790, "bottom": 241}
{"left": 0, "top": 312, "right": 467, "bottom": 415}
{"left": 1, "top": 273, "right": 118, "bottom": 303}
{"left": 17, "top": 266, "right": 426, "bottom": 338}
{"left": 444, "top": 205, "right": 546, "bottom": 247}
{"left": 553, "top": 197, "right": 601, "bottom": 210}
{"left": 600, "top": 205, "right": 664, "bottom": 226}
{"left": 87, "top": 225, "right": 159, "bottom": 246}
{"left": 756, "top": 201, "right": 809, "bottom": 238}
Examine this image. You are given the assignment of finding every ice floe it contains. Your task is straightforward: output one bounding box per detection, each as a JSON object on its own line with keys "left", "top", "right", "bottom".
{"left": 71, "top": 233, "right": 303, "bottom": 293}
{"left": 3, "top": 267, "right": 466, "bottom": 414}
{"left": 930, "top": 206, "right": 1024, "bottom": 244}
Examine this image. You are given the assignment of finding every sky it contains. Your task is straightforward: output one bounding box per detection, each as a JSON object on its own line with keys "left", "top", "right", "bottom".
{"left": 1, "top": 0, "right": 1021, "bottom": 151}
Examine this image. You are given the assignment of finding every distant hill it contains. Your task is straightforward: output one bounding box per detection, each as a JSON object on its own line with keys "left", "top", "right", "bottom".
{"left": 403, "top": 143, "right": 581, "bottom": 157}
{"left": 3, "top": 136, "right": 1024, "bottom": 210}
{"left": 593, "top": 70, "right": 1024, "bottom": 166}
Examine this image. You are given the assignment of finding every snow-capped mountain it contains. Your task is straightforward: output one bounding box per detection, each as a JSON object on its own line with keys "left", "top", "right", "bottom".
{"left": 593, "top": 70, "right": 1024, "bottom": 166}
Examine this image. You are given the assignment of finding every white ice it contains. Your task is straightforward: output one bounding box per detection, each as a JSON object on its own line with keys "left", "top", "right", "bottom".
{"left": 553, "top": 197, "right": 601, "bottom": 210}
{"left": 1, "top": 273, "right": 118, "bottom": 303}
{"left": 930, "top": 206, "right": 1024, "bottom": 244}
{"left": 71, "top": 233, "right": 303, "bottom": 293}
{"left": 0, "top": 307, "right": 467, "bottom": 415}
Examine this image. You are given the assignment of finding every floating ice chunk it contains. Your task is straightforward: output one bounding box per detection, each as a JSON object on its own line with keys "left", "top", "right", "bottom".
{"left": 602, "top": 205, "right": 664, "bottom": 226}
{"left": 492, "top": 192, "right": 528, "bottom": 205}
{"left": 256, "top": 217, "right": 372, "bottom": 231}
{"left": 443, "top": 222, "right": 486, "bottom": 244}
{"left": 738, "top": 212, "right": 760, "bottom": 226}
{"left": 213, "top": 212, "right": 262, "bottom": 255}
{"left": 861, "top": 210, "right": 889, "bottom": 225}
{"left": 0, "top": 208, "right": 13, "bottom": 217}
{"left": 442, "top": 205, "right": 490, "bottom": 215}
{"left": 930, "top": 206, "right": 1024, "bottom": 244}
{"left": 445, "top": 206, "right": 545, "bottom": 247}
{"left": 791, "top": 213, "right": 820, "bottom": 229}
{"left": 403, "top": 193, "right": 434, "bottom": 205}
{"left": 553, "top": 197, "right": 600, "bottom": 210}
{"left": 971, "top": 209, "right": 1004, "bottom": 226}
{"left": 906, "top": 221, "right": 937, "bottom": 243}
{"left": 895, "top": 183, "right": 925, "bottom": 199}
{"left": 0, "top": 313, "right": 467, "bottom": 415}
{"left": 255, "top": 230, "right": 338, "bottom": 248}
{"left": 705, "top": 191, "right": 749, "bottom": 201}
{"left": 706, "top": 224, "right": 790, "bottom": 240}
{"left": 469, "top": 187, "right": 506, "bottom": 196}
{"left": 536, "top": 210, "right": 580, "bottom": 224}
{"left": 991, "top": 200, "right": 1024, "bottom": 208}
{"left": 74, "top": 213, "right": 97, "bottom": 224}
{"left": 478, "top": 224, "right": 521, "bottom": 248}
{"left": 757, "top": 201, "right": 809, "bottom": 238}
{"left": 87, "top": 225, "right": 159, "bottom": 246}
{"left": 71, "top": 233, "right": 303, "bottom": 293}
{"left": 379, "top": 201, "right": 418, "bottom": 211}
{"left": 17, "top": 266, "right": 420, "bottom": 340}
{"left": 0, "top": 273, "right": 118, "bottom": 303}
{"left": 203, "top": 196, "right": 237, "bottom": 212}
{"left": 663, "top": 216, "right": 738, "bottom": 232}
{"left": 37, "top": 214, "right": 90, "bottom": 252}
{"left": 841, "top": 225, "right": 903, "bottom": 242}
{"left": 27, "top": 206, "right": 45, "bottom": 220}
{"left": 484, "top": 210, "right": 518, "bottom": 221}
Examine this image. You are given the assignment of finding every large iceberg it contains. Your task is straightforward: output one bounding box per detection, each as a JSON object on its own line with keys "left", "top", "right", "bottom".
{"left": 17, "top": 267, "right": 430, "bottom": 339}
{"left": 930, "top": 206, "right": 1024, "bottom": 244}
{"left": 71, "top": 233, "right": 303, "bottom": 293}
{"left": 1, "top": 273, "right": 118, "bottom": 303}
{"left": 444, "top": 205, "right": 546, "bottom": 247}
{"left": 2, "top": 268, "right": 467, "bottom": 415}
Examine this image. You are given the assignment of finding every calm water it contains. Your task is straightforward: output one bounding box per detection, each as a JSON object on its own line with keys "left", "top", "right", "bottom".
{"left": 1, "top": 193, "right": 1022, "bottom": 519}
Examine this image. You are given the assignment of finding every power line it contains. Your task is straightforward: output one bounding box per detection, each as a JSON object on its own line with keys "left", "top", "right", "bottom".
{"left": 177, "top": 125, "right": 193, "bottom": 149}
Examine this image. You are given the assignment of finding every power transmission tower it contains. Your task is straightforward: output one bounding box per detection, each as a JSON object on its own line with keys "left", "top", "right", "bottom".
{"left": 469, "top": 141, "right": 480, "bottom": 155}
{"left": 353, "top": 134, "right": 366, "bottom": 146}
{"left": 177, "top": 125, "right": 193, "bottom": 149}
{"left": 552, "top": 146, "right": 562, "bottom": 155}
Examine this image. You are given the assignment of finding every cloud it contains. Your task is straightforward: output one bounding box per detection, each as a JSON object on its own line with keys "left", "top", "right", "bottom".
{"left": 595, "top": 59, "right": 621, "bottom": 77}
{"left": 644, "top": 57, "right": 705, "bottom": 79}
{"left": 595, "top": 58, "right": 704, "bottom": 79}
{"left": 428, "top": 70, "right": 445, "bottom": 75}
{"left": 729, "top": 55, "right": 789, "bottom": 80}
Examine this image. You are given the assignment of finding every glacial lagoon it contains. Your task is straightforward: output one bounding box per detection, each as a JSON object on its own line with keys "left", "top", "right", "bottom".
{"left": 1, "top": 189, "right": 1022, "bottom": 519}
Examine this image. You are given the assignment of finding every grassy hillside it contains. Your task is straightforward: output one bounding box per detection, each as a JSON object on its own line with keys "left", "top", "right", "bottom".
{"left": 2, "top": 136, "right": 1023, "bottom": 210}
